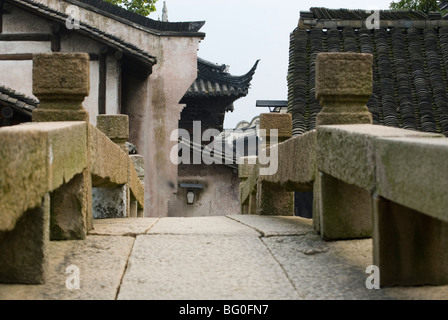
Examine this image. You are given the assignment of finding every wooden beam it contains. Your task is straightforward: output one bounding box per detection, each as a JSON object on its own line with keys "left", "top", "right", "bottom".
{"left": 0, "top": 33, "right": 52, "bottom": 41}
{"left": 0, "top": 0, "right": 4, "bottom": 34}
{"left": 0, "top": 53, "right": 33, "bottom": 60}
{"left": 98, "top": 46, "right": 108, "bottom": 115}
{"left": 49, "top": 22, "right": 60, "bottom": 52}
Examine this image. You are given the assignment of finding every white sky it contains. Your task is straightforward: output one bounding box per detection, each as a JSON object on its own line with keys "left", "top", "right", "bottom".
{"left": 151, "top": 0, "right": 394, "bottom": 129}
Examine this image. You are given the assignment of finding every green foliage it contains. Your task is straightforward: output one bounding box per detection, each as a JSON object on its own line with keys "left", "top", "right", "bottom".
{"left": 103, "top": 0, "right": 158, "bottom": 17}
{"left": 389, "top": 0, "right": 441, "bottom": 13}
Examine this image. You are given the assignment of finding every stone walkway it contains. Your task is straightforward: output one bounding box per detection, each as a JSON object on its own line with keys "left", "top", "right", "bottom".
{"left": 1, "top": 215, "right": 447, "bottom": 300}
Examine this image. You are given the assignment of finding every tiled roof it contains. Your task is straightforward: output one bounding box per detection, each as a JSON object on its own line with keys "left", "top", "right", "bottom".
{"left": 0, "top": 86, "right": 39, "bottom": 116}
{"left": 301, "top": 7, "right": 432, "bottom": 21}
{"left": 287, "top": 9, "right": 448, "bottom": 137}
{"left": 9, "top": 0, "right": 157, "bottom": 66}
{"left": 183, "top": 58, "right": 259, "bottom": 99}
{"left": 66, "top": 0, "right": 206, "bottom": 35}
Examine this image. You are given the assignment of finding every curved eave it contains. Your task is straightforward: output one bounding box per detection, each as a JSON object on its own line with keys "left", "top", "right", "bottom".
{"left": 183, "top": 59, "right": 260, "bottom": 99}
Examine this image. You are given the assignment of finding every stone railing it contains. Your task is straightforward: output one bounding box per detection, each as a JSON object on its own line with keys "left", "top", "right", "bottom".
{"left": 0, "top": 53, "right": 144, "bottom": 284}
{"left": 239, "top": 52, "right": 448, "bottom": 287}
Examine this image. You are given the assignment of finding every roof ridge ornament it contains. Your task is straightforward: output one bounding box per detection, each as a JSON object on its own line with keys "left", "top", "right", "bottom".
{"left": 162, "top": 1, "right": 168, "bottom": 22}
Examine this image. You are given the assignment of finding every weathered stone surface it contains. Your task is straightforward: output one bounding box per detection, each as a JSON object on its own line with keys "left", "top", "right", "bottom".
{"left": 90, "top": 124, "right": 128, "bottom": 187}
{"left": 256, "top": 181, "right": 294, "bottom": 216}
{"left": 32, "top": 53, "right": 90, "bottom": 122}
{"left": 147, "top": 216, "right": 260, "bottom": 236}
{"left": 317, "top": 124, "right": 443, "bottom": 191}
{"left": 0, "top": 122, "right": 87, "bottom": 232}
{"left": 228, "top": 215, "right": 313, "bottom": 237}
{"left": 92, "top": 186, "right": 127, "bottom": 219}
{"left": 315, "top": 53, "right": 373, "bottom": 126}
{"left": 318, "top": 173, "right": 372, "bottom": 240}
{"left": 0, "top": 194, "right": 49, "bottom": 284}
{"left": 261, "top": 130, "right": 316, "bottom": 189}
{"left": 89, "top": 218, "right": 158, "bottom": 237}
{"left": 50, "top": 173, "right": 87, "bottom": 241}
{"left": 238, "top": 156, "right": 258, "bottom": 179}
{"left": 118, "top": 234, "right": 300, "bottom": 300}
{"left": 0, "top": 235, "right": 134, "bottom": 300}
{"left": 33, "top": 53, "right": 90, "bottom": 100}
{"left": 375, "top": 137, "right": 448, "bottom": 222}
{"left": 128, "top": 158, "right": 144, "bottom": 209}
{"left": 373, "top": 197, "right": 448, "bottom": 287}
{"left": 96, "top": 115, "right": 129, "bottom": 152}
{"left": 259, "top": 113, "right": 292, "bottom": 142}
{"left": 130, "top": 155, "right": 145, "bottom": 180}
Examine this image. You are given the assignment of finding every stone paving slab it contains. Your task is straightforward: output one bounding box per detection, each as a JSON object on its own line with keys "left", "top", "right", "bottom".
{"left": 227, "top": 215, "right": 314, "bottom": 237}
{"left": 147, "top": 216, "right": 261, "bottom": 236}
{"left": 263, "top": 234, "right": 448, "bottom": 300}
{"left": 89, "top": 218, "right": 159, "bottom": 236}
{"left": 117, "top": 234, "right": 301, "bottom": 300}
{"left": 0, "top": 236, "right": 134, "bottom": 300}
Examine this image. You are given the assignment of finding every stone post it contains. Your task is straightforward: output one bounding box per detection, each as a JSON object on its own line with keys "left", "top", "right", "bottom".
{"left": 97, "top": 114, "right": 129, "bottom": 153}
{"left": 315, "top": 52, "right": 373, "bottom": 126}
{"left": 256, "top": 113, "right": 294, "bottom": 216}
{"left": 238, "top": 156, "right": 257, "bottom": 214}
{"left": 314, "top": 52, "right": 374, "bottom": 240}
{"left": 130, "top": 155, "right": 145, "bottom": 217}
{"left": 32, "top": 53, "right": 90, "bottom": 122}
{"left": 32, "top": 53, "right": 92, "bottom": 240}
{"left": 94, "top": 114, "right": 130, "bottom": 218}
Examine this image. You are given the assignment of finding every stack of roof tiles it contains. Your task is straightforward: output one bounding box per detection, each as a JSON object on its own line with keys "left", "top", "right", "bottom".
{"left": 0, "top": 86, "right": 39, "bottom": 116}
{"left": 288, "top": 8, "right": 448, "bottom": 137}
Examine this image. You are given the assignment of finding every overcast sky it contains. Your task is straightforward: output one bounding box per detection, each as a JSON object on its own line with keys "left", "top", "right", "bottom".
{"left": 151, "top": 0, "right": 394, "bottom": 129}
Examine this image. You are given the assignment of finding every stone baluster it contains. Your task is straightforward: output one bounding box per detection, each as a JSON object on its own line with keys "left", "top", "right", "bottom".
{"left": 256, "top": 113, "right": 294, "bottom": 216}
{"left": 32, "top": 53, "right": 92, "bottom": 240}
{"left": 314, "top": 52, "right": 374, "bottom": 240}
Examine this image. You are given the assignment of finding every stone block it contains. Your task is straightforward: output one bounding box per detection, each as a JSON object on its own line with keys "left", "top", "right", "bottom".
{"left": 317, "top": 124, "right": 443, "bottom": 192}
{"left": 0, "top": 122, "right": 88, "bottom": 232}
{"left": 262, "top": 130, "right": 316, "bottom": 190}
{"left": 130, "top": 155, "right": 145, "bottom": 180}
{"left": 238, "top": 156, "right": 258, "bottom": 179}
{"left": 315, "top": 52, "right": 373, "bottom": 126}
{"left": 32, "top": 53, "right": 90, "bottom": 122}
{"left": 0, "top": 194, "right": 50, "bottom": 284}
{"left": 317, "top": 172, "right": 372, "bottom": 240}
{"left": 375, "top": 136, "right": 448, "bottom": 222}
{"left": 92, "top": 185, "right": 128, "bottom": 219}
{"left": 90, "top": 125, "right": 128, "bottom": 187}
{"left": 373, "top": 196, "right": 448, "bottom": 286}
{"left": 50, "top": 173, "right": 87, "bottom": 240}
{"left": 256, "top": 181, "right": 294, "bottom": 216}
{"left": 97, "top": 115, "right": 129, "bottom": 153}
{"left": 259, "top": 113, "right": 292, "bottom": 143}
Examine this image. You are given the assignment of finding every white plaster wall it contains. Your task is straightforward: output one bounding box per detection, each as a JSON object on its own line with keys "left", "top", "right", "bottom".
{"left": 85, "top": 60, "right": 99, "bottom": 125}
{"left": 168, "top": 164, "right": 240, "bottom": 217}
{"left": 105, "top": 55, "right": 120, "bottom": 115}
{"left": 0, "top": 41, "right": 51, "bottom": 54}
{"left": 0, "top": 61, "right": 34, "bottom": 98}
{"left": 3, "top": 4, "right": 51, "bottom": 34}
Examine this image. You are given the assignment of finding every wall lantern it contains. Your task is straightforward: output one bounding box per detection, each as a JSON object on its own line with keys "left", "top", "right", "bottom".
{"left": 186, "top": 190, "right": 195, "bottom": 205}
{"left": 179, "top": 183, "right": 204, "bottom": 205}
